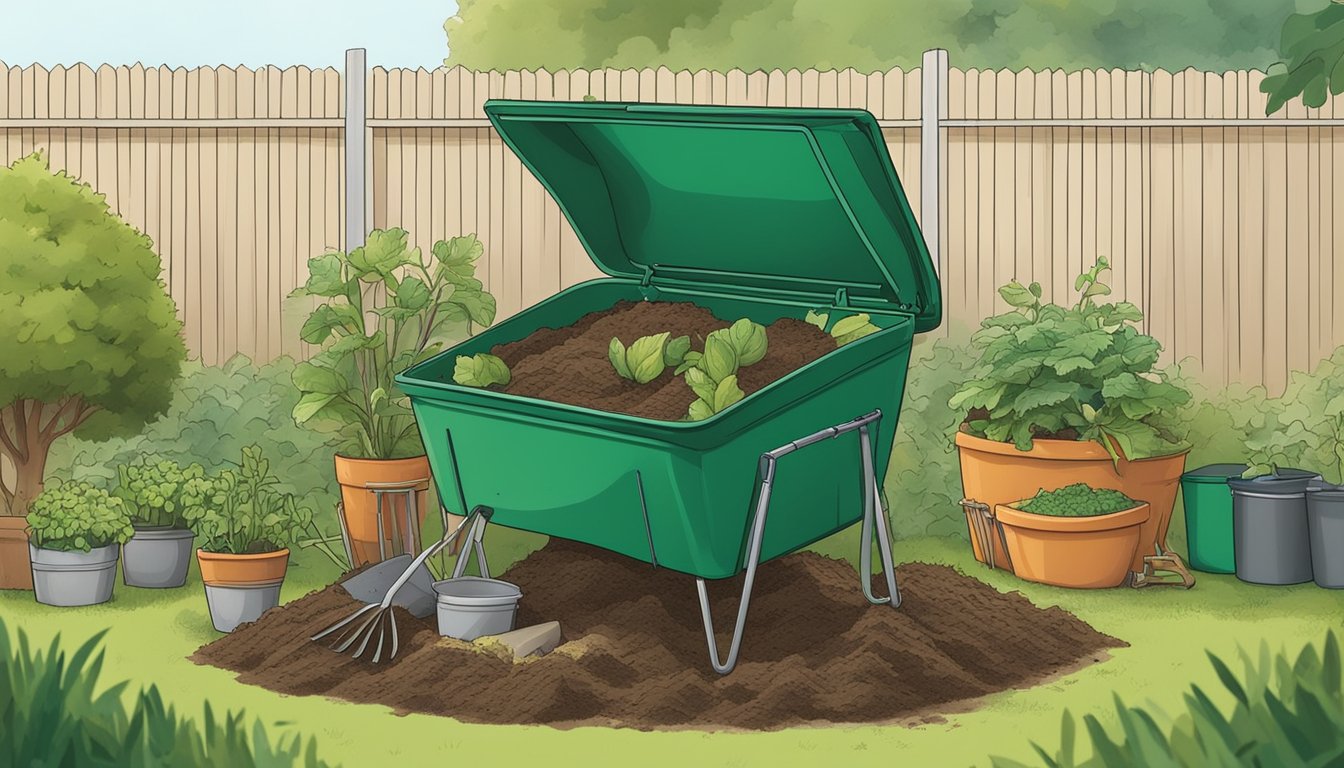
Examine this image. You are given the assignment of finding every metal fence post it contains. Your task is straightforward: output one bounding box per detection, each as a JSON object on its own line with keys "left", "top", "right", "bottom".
{"left": 921, "top": 48, "right": 948, "bottom": 278}
{"left": 344, "top": 48, "right": 367, "bottom": 251}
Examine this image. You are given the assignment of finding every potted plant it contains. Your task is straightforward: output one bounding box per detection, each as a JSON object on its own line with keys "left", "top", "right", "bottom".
{"left": 26, "top": 479, "right": 135, "bottom": 606}
{"left": 114, "top": 457, "right": 207, "bottom": 588}
{"left": 190, "top": 445, "right": 312, "bottom": 633}
{"left": 0, "top": 153, "right": 186, "bottom": 589}
{"left": 995, "top": 483, "right": 1151, "bottom": 589}
{"left": 289, "top": 229, "right": 494, "bottom": 567}
{"left": 950, "top": 258, "right": 1193, "bottom": 584}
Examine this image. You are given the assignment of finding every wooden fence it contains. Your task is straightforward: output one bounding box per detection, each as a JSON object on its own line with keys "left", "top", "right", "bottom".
{"left": 1, "top": 56, "right": 1342, "bottom": 398}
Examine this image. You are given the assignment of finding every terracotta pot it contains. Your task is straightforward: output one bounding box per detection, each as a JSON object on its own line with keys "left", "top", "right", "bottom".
{"left": 197, "top": 548, "right": 290, "bottom": 586}
{"left": 955, "top": 431, "right": 1188, "bottom": 574}
{"left": 0, "top": 516, "right": 33, "bottom": 590}
{"left": 996, "top": 502, "right": 1150, "bottom": 588}
{"left": 334, "top": 454, "right": 456, "bottom": 568}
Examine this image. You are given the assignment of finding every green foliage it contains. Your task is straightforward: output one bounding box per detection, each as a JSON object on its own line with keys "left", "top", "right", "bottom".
{"left": 453, "top": 353, "right": 511, "bottom": 388}
{"left": 1262, "top": 1, "right": 1344, "bottom": 115}
{"left": 26, "top": 480, "right": 134, "bottom": 553}
{"left": 1014, "top": 483, "right": 1139, "bottom": 518}
{"left": 291, "top": 229, "right": 496, "bottom": 460}
{"left": 444, "top": 0, "right": 1290, "bottom": 73}
{"left": 189, "top": 445, "right": 315, "bottom": 555}
{"left": 809, "top": 310, "right": 881, "bottom": 346}
{"left": 680, "top": 318, "right": 765, "bottom": 421}
{"left": 0, "top": 152, "right": 186, "bottom": 516}
{"left": 46, "top": 356, "right": 342, "bottom": 528}
{"left": 1230, "top": 346, "right": 1344, "bottom": 483}
{"left": 949, "top": 257, "right": 1191, "bottom": 463}
{"left": 0, "top": 617, "right": 330, "bottom": 767}
{"left": 608, "top": 332, "right": 681, "bottom": 384}
{"left": 993, "top": 631, "right": 1344, "bottom": 768}
{"left": 113, "top": 457, "right": 209, "bottom": 528}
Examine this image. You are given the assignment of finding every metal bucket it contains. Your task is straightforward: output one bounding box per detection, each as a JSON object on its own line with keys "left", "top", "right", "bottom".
{"left": 433, "top": 577, "right": 522, "bottom": 641}
{"left": 1228, "top": 470, "right": 1318, "bottom": 586}
{"left": 1307, "top": 482, "right": 1344, "bottom": 589}
{"left": 29, "top": 543, "right": 119, "bottom": 607}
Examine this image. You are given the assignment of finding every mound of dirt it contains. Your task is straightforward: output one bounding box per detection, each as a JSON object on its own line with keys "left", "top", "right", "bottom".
{"left": 487, "top": 300, "right": 836, "bottom": 421}
{"left": 194, "top": 540, "right": 1123, "bottom": 730}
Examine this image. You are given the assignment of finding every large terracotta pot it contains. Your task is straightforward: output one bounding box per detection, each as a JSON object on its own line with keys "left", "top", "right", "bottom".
{"left": 0, "top": 516, "right": 33, "bottom": 590}
{"left": 955, "top": 431, "right": 1188, "bottom": 575}
{"left": 995, "top": 502, "right": 1150, "bottom": 588}
{"left": 334, "top": 455, "right": 460, "bottom": 568}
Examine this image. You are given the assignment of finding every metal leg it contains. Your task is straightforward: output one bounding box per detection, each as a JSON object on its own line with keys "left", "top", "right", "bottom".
{"left": 375, "top": 493, "right": 387, "bottom": 563}
{"left": 858, "top": 424, "right": 900, "bottom": 608}
{"left": 335, "top": 502, "right": 355, "bottom": 571}
{"left": 694, "top": 410, "right": 899, "bottom": 676}
{"left": 404, "top": 488, "right": 420, "bottom": 557}
{"left": 450, "top": 512, "right": 492, "bottom": 579}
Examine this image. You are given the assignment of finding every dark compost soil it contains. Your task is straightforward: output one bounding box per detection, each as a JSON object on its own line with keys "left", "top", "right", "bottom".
{"left": 486, "top": 300, "right": 837, "bottom": 421}
{"left": 193, "top": 539, "right": 1124, "bottom": 731}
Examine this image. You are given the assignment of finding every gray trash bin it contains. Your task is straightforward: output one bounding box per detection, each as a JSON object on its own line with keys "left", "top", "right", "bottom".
{"left": 1227, "top": 469, "right": 1319, "bottom": 586}
{"left": 1307, "top": 482, "right": 1344, "bottom": 589}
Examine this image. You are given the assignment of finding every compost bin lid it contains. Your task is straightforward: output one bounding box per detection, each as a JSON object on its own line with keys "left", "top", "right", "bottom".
{"left": 1182, "top": 464, "right": 1250, "bottom": 484}
{"left": 483, "top": 100, "right": 941, "bottom": 332}
{"left": 1227, "top": 468, "right": 1322, "bottom": 496}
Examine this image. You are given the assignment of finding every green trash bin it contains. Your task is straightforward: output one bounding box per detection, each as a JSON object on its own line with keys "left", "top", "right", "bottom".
{"left": 1180, "top": 463, "right": 1247, "bottom": 573}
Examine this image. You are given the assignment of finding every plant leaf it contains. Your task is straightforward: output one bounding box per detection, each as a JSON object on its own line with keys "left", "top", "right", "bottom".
{"left": 608, "top": 338, "right": 633, "bottom": 380}
{"left": 452, "top": 354, "right": 510, "bottom": 388}
{"left": 627, "top": 332, "right": 670, "bottom": 384}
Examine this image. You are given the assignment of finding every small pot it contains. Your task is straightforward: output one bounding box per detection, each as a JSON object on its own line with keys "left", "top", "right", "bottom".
{"left": 122, "top": 525, "right": 195, "bottom": 588}
{"left": 433, "top": 577, "right": 522, "bottom": 640}
{"left": 197, "top": 548, "right": 289, "bottom": 633}
{"left": 29, "top": 543, "right": 120, "bottom": 607}
{"left": 1228, "top": 470, "right": 1318, "bottom": 586}
{"left": 0, "top": 516, "right": 33, "bottom": 590}
{"left": 995, "top": 502, "right": 1151, "bottom": 588}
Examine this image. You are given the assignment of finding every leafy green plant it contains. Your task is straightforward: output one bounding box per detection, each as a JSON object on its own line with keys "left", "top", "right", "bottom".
{"left": 807, "top": 310, "right": 881, "bottom": 346}
{"left": 992, "top": 631, "right": 1344, "bottom": 768}
{"left": 189, "top": 445, "right": 315, "bottom": 555}
{"left": 679, "top": 318, "right": 767, "bottom": 420}
{"left": 0, "top": 617, "right": 330, "bottom": 767}
{"left": 1234, "top": 346, "right": 1344, "bottom": 482}
{"left": 684, "top": 368, "right": 746, "bottom": 420}
{"left": 1261, "top": 1, "right": 1344, "bottom": 116}
{"left": 1014, "top": 483, "right": 1139, "bottom": 518}
{"left": 608, "top": 332, "right": 690, "bottom": 383}
{"left": 949, "top": 257, "right": 1191, "bottom": 463}
{"left": 0, "top": 152, "right": 186, "bottom": 518}
{"left": 290, "top": 228, "right": 496, "bottom": 460}
{"left": 453, "top": 353, "right": 511, "bottom": 388}
{"left": 26, "top": 480, "right": 135, "bottom": 553}
{"left": 113, "top": 457, "right": 209, "bottom": 528}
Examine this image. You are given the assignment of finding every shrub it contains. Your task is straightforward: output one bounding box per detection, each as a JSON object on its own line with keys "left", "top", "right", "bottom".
{"left": 190, "top": 445, "right": 315, "bottom": 555}
{"left": 992, "top": 631, "right": 1344, "bottom": 767}
{"left": 0, "top": 616, "right": 330, "bottom": 767}
{"left": 1013, "top": 484, "right": 1139, "bottom": 517}
{"left": 114, "top": 457, "right": 209, "bottom": 528}
{"left": 290, "top": 229, "right": 496, "bottom": 460}
{"left": 26, "top": 480, "right": 135, "bottom": 553}
{"left": 950, "top": 257, "right": 1191, "bottom": 462}
{"left": 0, "top": 152, "right": 186, "bottom": 518}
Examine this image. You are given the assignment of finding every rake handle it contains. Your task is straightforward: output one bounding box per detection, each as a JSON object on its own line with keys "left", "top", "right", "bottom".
{"left": 378, "top": 505, "right": 492, "bottom": 609}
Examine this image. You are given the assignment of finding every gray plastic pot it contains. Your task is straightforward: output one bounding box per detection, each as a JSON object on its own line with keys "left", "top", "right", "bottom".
{"left": 433, "top": 577, "right": 522, "bottom": 641}
{"left": 29, "top": 543, "right": 120, "bottom": 607}
{"left": 203, "top": 583, "right": 283, "bottom": 633}
{"left": 1307, "top": 483, "right": 1344, "bottom": 589}
{"left": 1228, "top": 470, "right": 1319, "bottom": 586}
{"left": 122, "top": 526, "right": 195, "bottom": 588}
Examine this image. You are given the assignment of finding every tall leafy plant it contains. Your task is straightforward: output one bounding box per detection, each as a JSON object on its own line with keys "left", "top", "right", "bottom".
{"left": 290, "top": 229, "right": 496, "bottom": 459}
{"left": 188, "top": 445, "right": 316, "bottom": 556}
{"left": 950, "top": 258, "right": 1191, "bottom": 462}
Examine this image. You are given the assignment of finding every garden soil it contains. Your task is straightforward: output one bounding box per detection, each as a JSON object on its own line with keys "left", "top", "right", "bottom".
{"left": 194, "top": 539, "right": 1123, "bottom": 731}
{"left": 486, "top": 300, "right": 836, "bottom": 420}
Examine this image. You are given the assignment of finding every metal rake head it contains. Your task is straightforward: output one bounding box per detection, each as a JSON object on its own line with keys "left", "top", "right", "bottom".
{"left": 311, "top": 603, "right": 402, "bottom": 663}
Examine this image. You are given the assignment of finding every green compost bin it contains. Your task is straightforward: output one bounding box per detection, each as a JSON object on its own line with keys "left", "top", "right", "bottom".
{"left": 1181, "top": 463, "right": 1248, "bottom": 574}
{"left": 396, "top": 100, "right": 941, "bottom": 580}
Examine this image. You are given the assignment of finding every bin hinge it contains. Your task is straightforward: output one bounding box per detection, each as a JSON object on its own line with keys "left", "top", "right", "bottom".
{"left": 639, "top": 264, "right": 655, "bottom": 288}
{"left": 833, "top": 287, "right": 850, "bottom": 307}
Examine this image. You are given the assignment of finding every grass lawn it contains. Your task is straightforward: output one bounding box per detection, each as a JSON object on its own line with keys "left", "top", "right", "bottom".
{"left": 3, "top": 521, "right": 1342, "bottom": 768}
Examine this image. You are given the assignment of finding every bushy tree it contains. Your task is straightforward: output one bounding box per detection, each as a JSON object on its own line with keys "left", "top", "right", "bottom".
{"left": 0, "top": 153, "right": 186, "bottom": 517}
{"left": 444, "top": 0, "right": 1292, "bottom": 73}
{"left": 1262, "top": 0, "right": 1344, "bottom": 114}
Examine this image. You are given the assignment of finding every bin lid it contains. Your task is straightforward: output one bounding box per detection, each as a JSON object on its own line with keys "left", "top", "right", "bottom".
{"left": 1181, "top": 464, "right": 1249, "bottom": 484}
{"left": 1228, "top": 468, "right": 1321, "bottom": 496}
{"left": 483, "top": 100, "right": 942, "bottom": 332}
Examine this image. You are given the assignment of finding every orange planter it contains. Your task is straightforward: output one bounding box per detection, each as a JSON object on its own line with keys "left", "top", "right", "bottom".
{"left": 197, "top": 548, "right": 290, "bottom": 586}
{"left": 995, "top": 502, "right": 1150, "bottom": 588}
{"left": 955, "top": 431, "right": 1188, "bottom": 575}
{"left": 334, "top": 454, "right": 461, "bottom": 568}
{"left": 0, "top": 517, "right": 33, "bottom": 590}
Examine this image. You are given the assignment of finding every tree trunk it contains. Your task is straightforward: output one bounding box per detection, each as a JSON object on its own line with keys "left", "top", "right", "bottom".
{"left": 9, "top": 448, "right": 48, "bottom": 519}
{"left": 1, "top": 401, "right": 54, "bottom": 519}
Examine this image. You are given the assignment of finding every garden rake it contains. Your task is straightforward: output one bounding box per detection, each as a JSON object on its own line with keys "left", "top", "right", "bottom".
{"left": 311, "top": 505, "right": 493, "bottom": 663}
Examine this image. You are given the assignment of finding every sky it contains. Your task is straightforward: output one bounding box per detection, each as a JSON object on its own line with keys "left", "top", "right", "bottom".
{"left": 0, "top": 0, "right": 459, "bottom": 68}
